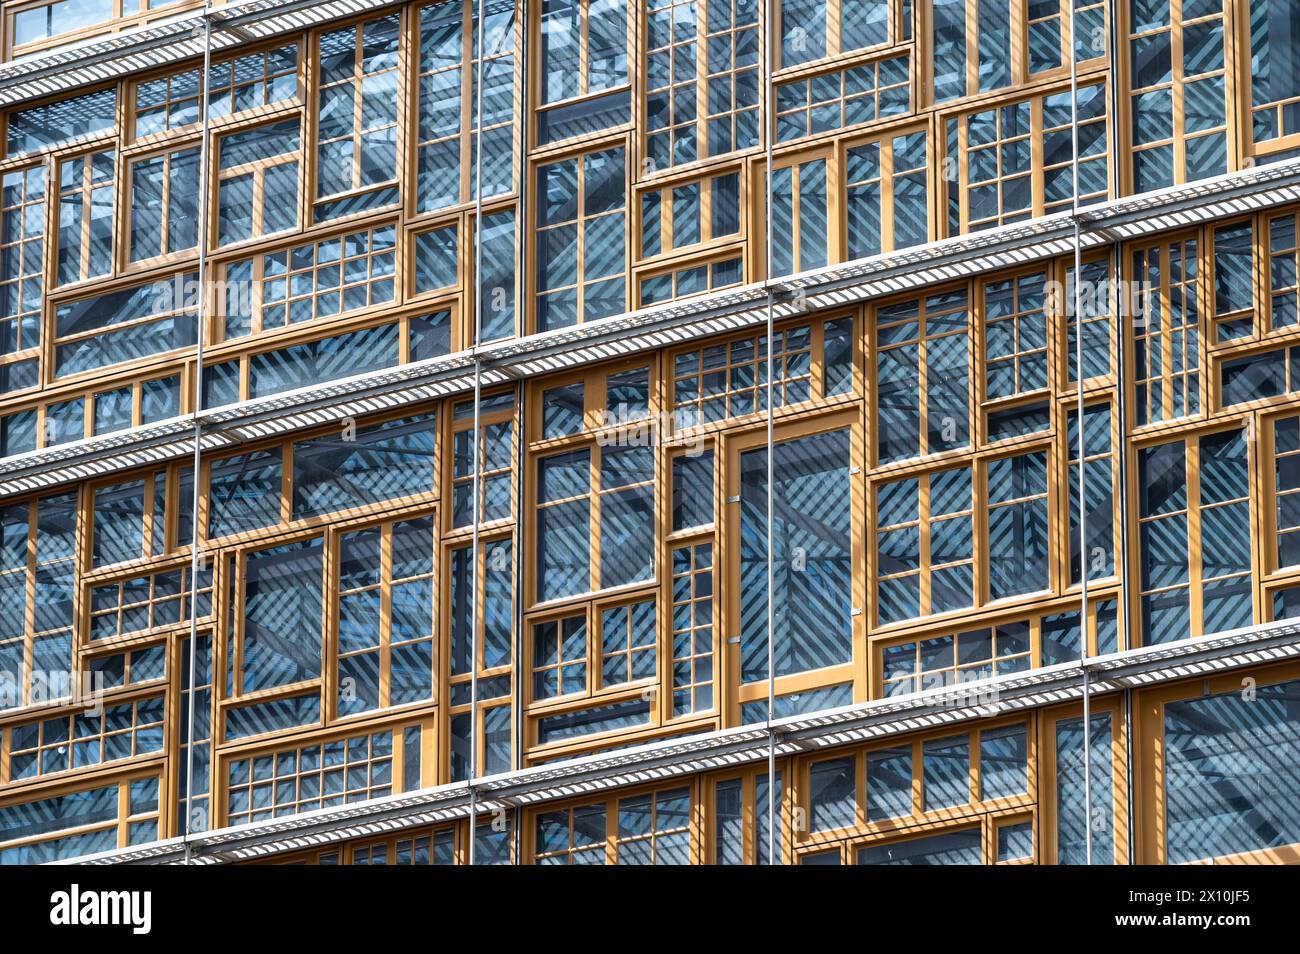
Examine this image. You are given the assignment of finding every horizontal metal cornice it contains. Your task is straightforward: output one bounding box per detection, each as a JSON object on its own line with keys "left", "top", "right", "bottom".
{"left": 0, "top": 0, "right": 409, "bottom": 107}
{"left": 62, "top": 616, "right": 1300, "bottom": 865}
{"left": 5, "top": 158, "right": 1300, "bottom": 500}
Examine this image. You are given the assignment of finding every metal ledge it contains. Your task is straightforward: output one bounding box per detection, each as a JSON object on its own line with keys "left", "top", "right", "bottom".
{"left": 7, "top": 157, "right": 1300, "bottom": 500}
{"left": 61, "top": 616, "right": 1300, "bottom": 865}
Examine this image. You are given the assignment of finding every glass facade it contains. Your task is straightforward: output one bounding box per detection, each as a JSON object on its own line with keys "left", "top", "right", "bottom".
{"left": 0, "top": 0, "right": 1297, "bottom": 867}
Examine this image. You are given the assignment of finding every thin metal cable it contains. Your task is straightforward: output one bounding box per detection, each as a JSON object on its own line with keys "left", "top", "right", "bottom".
{"left": 467, "top": 0, "right": 487, "bottom": 868}
{"left": 183, "top": 3, "right": 215, "bottom": 866}
{"left": 1068, "top": 6, "right": 1094, "bottom": 868}
{"left": 762, "top": 0, "right": 777, "bottom": 867}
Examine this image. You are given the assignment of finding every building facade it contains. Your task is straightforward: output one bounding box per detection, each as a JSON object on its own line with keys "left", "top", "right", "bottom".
{"left": 0, "top": 0, "right": 1297, "bottom": 865}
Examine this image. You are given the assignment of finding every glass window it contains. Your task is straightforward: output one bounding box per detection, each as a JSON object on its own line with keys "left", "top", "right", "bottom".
{"left": 54, "top": 275, "right": 199, "bottom": 380}
{"left": 866, "top": 745, "right": 912, "bottom": 821}
{"left": 0, "top": 166, "right": 46, "bottom": 388}
{"left": 778, "top": 55, "right": 910, "bottom": 145}
{"left": 129, "top": 146, "right": 201, "bottom": 262}
{"left": 1128, "top": 0, "right": 1228, "bottom": 190}
{"left": 669, "top": 541, "right": 713, "bottom": 716}
{"left": 986, "top": 451, "right": 1050, "bottom": 600}
{"left": 984, "top": 271, "right": 1048, "bottom": 401}
{"left": 540, "top": 0, "right": 628, "bottom": 104}
{"left": 615, "top": 787, "right": 690, "bottom": 864}
{"left": 1164, "top": 678, "right": 1300, "bottom": 863}
{"left": 478, "top": 206, "right": 518, "bottom": 342}
{"left": 207, "top": 449, "right": 283, "bottom": 540}
{"left": 979, "top": 723, "right": 1028, "bottom": 800}
{"left": 875, "top": 290, "right": 970, "bottom": 463}
{"left": 216, "top": 120, "right": 300, "bottom": 247}
{"left": 6, "top": 87, "right": 116, "bottom": 157}
{"left": 315, "top": 15, "right": 401, "bottom": 215}
{"left": 875, "top": 465, "right": 974, "bottom": 625}
{"left": 337, "top": 517, "right": 436, "bottom": 715}
{"left": 1068, "top": 403, "right": 1116, "bottom": 584}
{"left": 1138, "top": 428, "right": 1252, "bottom": 646}
{"left": 771, "top": 156, "right": 828, "bottom": 277}
{"left": 671, "top": 449, "right": 714, "bottom": 530}
{"left": 858, "top": 828, "right": 982, "bottom": 864}
{"left": 221, "top": 226, "right": 396, "bottom": 341}
{"left": 644, "top": 0, "right": 759, "bottom": 170}
{"left": 234, "top": 538, "right": 324, "bottom": 694}
{"left": 739, "top": 428, "right": 853, "bottom": 682}
{"left": 808, "top": 756, "right": 856, "bottom": 831}
{"left": 779, "top": 0, "right": 888, "bottom": 68}
{"left": 1248, "top": 0, "right": 1300, "bottom": 147}
{"left": 416, "top": 0, "right": 516, "bottom": 212}
{"left": 536, "top": 147, "right": 627, "bottom": 331}
{"left": 922, "top": 734, "right": 970, "bottom": 810}
{"left": 946, "top": 83, "right": 1108, "bottom": 235}
{"left": 11, "top": 0, "right": 114, "bottom": 49}
{"left": 56, "top": 150, "right": 114, "bottom": 286}
{"left": 293, "top": 412, "right": 437, "bottom": 519}
{"left": 1130, "top": 237, "right": 1201, "bottom": 425}
{"left": 0, "top": 493, "right": 77, "bottom": 712}
{"left": 1055, "top": 712, "right": 1113, "bottom": 864}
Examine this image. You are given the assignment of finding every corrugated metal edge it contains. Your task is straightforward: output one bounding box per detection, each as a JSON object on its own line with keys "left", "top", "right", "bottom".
{"left": 7, "top": 159, "right": 1300, "bottom": 500}
{"left": 58, "top": 617, "right": 1300, "bottom": 865}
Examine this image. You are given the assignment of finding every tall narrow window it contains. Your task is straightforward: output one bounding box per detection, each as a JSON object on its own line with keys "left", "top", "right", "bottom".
{"left": 129, "top": 146, "right": 200, "bottom": 263}
{"left": 0, "top": 166, "right": 45, "bottom": 394}
{"left": 986, "top": 451, "right": 1050, "bottom": 600}
{"left": 771, "top": 156, "right": 828, "bottom": 277}
{"left": 1055, "top": 712, "right": 1114, "bottom": 864}
{"left": 535, "top": 147, "right": 627, "bottom": 331}
{"left": 315, "top": 14, "right": 401, "bottom": 219}
{"left": 540, "top": 0, "right": 629, "bottom": 104}
{"left": 1131, "top": 237, "right": 1201, "bottom": 425}
{"left": 1068, "top": 403, "right": 1115, "bottom": 584}
{"left": 874, "top": 290, "right": 970, "bottom": 463}
{"left": 1138, "top": 428, "right": 1253, "bottom": 646}
{"left": 336, "top": 517, "right": 437, "bottom": 715}
{"left": 416, "top": 0, "right": 516, "bottom": 213}
{"left": 739, "top": 428, "right": 853, "bottom": 683}
{"left": 1247, "top": 0, "right": 1300, "bottom": 150}
{"left": 645, "top": 0, "right": 759, "bottom": 170}
{"left": 1128, "top": 0, "right": 1229, "bottom": 192}
{"left": 0, "top": 494, "right": 77, "bottom": 713}
{"left": 216, "top": 120, "right": 300, "bottom": 247}
{"left": 56, "top": 150, "right": 114, "bottom": 286}
{"left": 875, "top": 465, "right": 975, "bottom": 625}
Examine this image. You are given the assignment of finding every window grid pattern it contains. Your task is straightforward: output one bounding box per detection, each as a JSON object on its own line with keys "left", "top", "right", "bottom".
{"left": 600, "top": 598, "right": 656, "bottom": 688}
{"left": 88, "top": 565, "right": 214, "bottom": 641}
{"left": 670, "top": 541, "right": 714, "bottom": 717}
{"left": 1132, "top": 237, "right": 1200, "bottom": 426}
{"left": 671, "top": 324, "right": 813, "bottom": 431}
{"left": 0, "top": 166, "right": 45, "bottom": 375}
{"left": 775, "top": 53, "right": 909, "bottom": 144}
{"left": 881, "top": 624, "right": 1031, "bottom": 696}
{"left": 1268, "top": 212, "right": 1300, "bottom": 332}
{"left": 225, "top": 729, "right": 396, "bottom": 827}
{"left": 315, "top": 15, "right": 401, "bottom": 206}
{"left": 1127, "top": 0, "right": 1228, "bottom": 192}
{"left": 56, "top": 150, "right": 114, "bottom": 287}
{"left": 875, "top": 465, "right": 975, "bottom": 626}
{"left": 535, "top": 147, "right": 627, "bottom": 331}
{"left": 8, "top": 694, "right": 165, "bottom": 781}
{"left": 223, "top": 226, "right": 397, "bottom": 341}
{"left": 983, "top": 271, "right": 1048, "bottom": 401}
{"left": 874, "top": 290, "right": 970, "bottom": 463}
{"left": 336, "top": 517, "right": 437, "bottom": 717}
